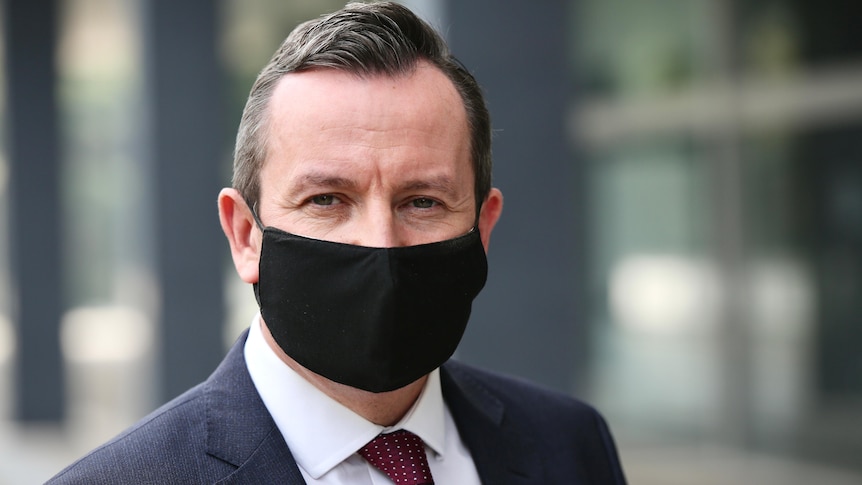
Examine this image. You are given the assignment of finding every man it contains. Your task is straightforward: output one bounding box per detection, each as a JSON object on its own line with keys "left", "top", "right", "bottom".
{"left": 49, "top": 3, "right": 626, "bottom": 484}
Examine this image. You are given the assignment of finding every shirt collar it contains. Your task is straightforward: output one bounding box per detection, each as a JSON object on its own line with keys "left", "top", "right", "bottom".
{"left": 244, "top": 314, "right": 446, "bottom": 479}
{"left": 385, "top": 366, "right": 446, "bottom": 458}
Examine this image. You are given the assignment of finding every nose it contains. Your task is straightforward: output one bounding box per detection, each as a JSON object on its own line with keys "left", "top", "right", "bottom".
{"left": 347, "top": 204, "right": 403, "bottom": 248}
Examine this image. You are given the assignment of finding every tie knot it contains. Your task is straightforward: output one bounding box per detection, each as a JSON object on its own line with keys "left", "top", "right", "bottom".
{"left": 358, "top": 430, "right": 434, "bottom": 485}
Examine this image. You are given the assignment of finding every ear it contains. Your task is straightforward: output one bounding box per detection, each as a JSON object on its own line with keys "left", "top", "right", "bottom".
{"left": 477, "top": 188, "right": 503, "bottom": 252}
{"left": 218, "top": 188, "right": 261, "bottom": 284}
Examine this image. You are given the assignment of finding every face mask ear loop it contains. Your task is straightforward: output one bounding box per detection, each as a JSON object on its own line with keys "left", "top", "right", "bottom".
{"left": 248, "top": 199, "right": 266, "bottom": 308}
{"left": 473, "top": 195, "right": 484, "bottom": 236}
{"left": 246, "top": 200, "right": 266, "bottom": 232}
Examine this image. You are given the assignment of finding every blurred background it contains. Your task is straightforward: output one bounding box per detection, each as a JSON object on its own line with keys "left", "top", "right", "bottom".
{"left": 1, "top": 0, "right": 861, "bottom": 483}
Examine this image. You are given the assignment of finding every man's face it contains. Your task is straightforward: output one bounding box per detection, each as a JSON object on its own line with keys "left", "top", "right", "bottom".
{"left": 217, "top": 58, "right": 503, "bottom": 399}
{"left": 258, "top": 62, "right": 477, "bottom": 248}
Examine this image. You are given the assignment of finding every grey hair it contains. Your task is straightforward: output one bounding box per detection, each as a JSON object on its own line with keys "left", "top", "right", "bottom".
{"left": 232, "top": 1, "right": 492, "bottom": 211}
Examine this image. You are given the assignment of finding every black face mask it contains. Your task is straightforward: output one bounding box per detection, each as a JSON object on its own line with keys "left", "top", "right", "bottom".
{"left": 254, "top": 226, "right": 488, "bottom": 393}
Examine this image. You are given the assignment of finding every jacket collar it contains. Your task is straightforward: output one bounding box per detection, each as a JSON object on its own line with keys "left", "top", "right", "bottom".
{"left": 202, "top": 332, "right": 543, "bottom": 484}
{"left": 441, "top": 361, "right": 543, "bottom": 484}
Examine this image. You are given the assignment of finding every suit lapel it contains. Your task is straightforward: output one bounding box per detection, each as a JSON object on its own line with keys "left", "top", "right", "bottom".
{"left": 204, "top": 331, "right": 307, "bottom": 484}
{"left": 441, "top": 361, "right": 543, "bottom": 484}
{"left": 213, "top": 428, "right": 306, "bottom": 485}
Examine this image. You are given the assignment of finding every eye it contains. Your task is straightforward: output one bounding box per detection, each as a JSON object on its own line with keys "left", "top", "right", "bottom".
{"left": 411, "top": 197, "right": 437, "bottom": 209}
{"left": 309, "top": 194, "right": 339, "bottom": 206}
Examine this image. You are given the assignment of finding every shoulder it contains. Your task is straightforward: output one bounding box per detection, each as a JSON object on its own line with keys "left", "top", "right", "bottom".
{"left": 46, "top": 330, "right": 259, "bottom": 484}
{"left": 442, "top": 359, "right": 601, "bottom": 422}
{"left": 441, "top": 360, "right": 627, "bottom": 483}
{"left": 47, "top": 383, "right": 230, "bottom": 484}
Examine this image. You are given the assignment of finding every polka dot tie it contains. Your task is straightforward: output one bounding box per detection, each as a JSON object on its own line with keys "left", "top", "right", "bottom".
{"left": 358, "top": 430, "right": 435, "bottom": 484}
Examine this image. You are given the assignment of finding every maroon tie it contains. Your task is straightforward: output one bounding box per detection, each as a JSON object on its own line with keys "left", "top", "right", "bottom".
{"left": 358, "top": 430, "right": 435, "bottom": 485}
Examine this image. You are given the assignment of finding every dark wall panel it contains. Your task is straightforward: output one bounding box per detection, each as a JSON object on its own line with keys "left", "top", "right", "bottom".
{"left": 6, "top": 0, "right": 65, "bottom": 422}
{"left": 142, "top": 0, "right": 226, "bottom": 402}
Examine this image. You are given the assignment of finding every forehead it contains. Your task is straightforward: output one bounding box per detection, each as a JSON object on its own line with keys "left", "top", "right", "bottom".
{"left": 260, "top": 62, "right": 472, "bottom": 185}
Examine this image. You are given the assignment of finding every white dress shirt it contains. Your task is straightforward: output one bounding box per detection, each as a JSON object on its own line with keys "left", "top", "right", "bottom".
{"left": 244, "top": 314, "right": 481, "bottom": 484}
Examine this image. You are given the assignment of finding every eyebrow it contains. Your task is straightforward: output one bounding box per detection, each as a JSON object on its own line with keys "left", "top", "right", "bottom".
{"left": 290, "top": 172, "right": 359, "bottom": 192}
{"left": 397, "top": 175, "right": 460, "bottom": 196}
{"left": 290, "top": 172, "right": 461, "bottom": 196}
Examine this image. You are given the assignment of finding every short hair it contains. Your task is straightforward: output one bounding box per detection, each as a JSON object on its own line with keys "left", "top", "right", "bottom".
{"left": 232, "top": 1, "right": 491, "bottom": 212}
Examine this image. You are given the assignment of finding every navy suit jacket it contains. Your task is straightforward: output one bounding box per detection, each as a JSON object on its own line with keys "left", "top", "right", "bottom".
{"left": 49, "top": 331, "right": 626, "bottom": 484}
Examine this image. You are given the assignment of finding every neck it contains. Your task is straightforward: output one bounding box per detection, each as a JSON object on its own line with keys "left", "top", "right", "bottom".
{"left": 260, "top": 319, "right": 426, "bottom": 426}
